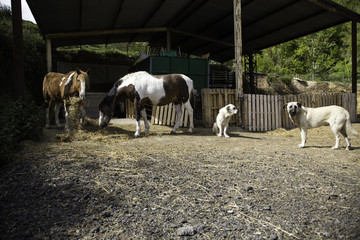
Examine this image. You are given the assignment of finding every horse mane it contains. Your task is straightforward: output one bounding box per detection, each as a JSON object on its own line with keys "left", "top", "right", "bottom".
{"left": 99, "top": 79, "right": 123, "bottom": 110}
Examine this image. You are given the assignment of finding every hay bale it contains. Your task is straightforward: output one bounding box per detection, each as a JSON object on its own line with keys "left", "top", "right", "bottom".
{"left": 68, "top": 97, "right": 85, "bottom": 131}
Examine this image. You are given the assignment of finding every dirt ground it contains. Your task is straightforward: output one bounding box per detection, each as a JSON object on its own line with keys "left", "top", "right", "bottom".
{"left": 0, "top": 119, "right": 360, "bottom": 240}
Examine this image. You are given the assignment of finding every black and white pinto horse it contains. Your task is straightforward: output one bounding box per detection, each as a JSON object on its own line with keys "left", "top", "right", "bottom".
{"left": 99, "top": 71, "right": 194, "bottom": 136}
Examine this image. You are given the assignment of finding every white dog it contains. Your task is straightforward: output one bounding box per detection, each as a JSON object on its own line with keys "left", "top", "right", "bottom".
{"left": 213, "top": 104, "right": 238, "bottom": 137}
{"left": 284, "top": 102, "right": 358, "bottom": 150}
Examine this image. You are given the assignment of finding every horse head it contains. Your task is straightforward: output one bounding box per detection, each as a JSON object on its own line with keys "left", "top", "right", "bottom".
{"left": 75, "top": 68, "right": 90, "bottom": 99}
{"left": 98, "top": 79, "right": 123, "bottom": 128}
{"left": 98, "top": 97, "right": 113, "bottom": 128}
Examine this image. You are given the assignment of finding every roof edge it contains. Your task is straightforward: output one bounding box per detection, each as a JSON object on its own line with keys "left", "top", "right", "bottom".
{"left": 305, "top": 0, "right": 360, "bottom": 23}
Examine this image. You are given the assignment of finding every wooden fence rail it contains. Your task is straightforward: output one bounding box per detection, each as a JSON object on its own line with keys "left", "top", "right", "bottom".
{"left": 126, "top": 100, "right": 190, "bottom": 128}
{"left": 126, "top": 89, "right": 357, "bottom": 132}
{"left": 201, "top": 89, "right": 357, "bottom": 131}
{"left": 244, "top": 92, "right": 356, "bottom": 131}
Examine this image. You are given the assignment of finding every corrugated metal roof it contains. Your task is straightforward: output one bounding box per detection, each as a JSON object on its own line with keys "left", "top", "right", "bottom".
{"left": 27, "top": 0, "right": 360, "bottom": 63}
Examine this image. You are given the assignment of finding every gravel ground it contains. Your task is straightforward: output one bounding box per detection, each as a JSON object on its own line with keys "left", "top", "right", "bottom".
{"left": 0, "top": 120, "right": 359, "bottom": 240}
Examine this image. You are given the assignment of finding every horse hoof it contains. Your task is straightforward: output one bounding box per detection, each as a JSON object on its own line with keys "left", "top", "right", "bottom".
{"left": 170, "top": 131, "right": 177, "bottom": 135}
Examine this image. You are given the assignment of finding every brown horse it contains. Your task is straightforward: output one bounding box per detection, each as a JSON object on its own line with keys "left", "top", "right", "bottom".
{"left": 43, "top": 69, "right": 90, "bottom": 130}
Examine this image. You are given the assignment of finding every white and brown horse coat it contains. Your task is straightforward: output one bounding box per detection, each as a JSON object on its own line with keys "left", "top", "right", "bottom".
{"left": 43, "top": 69, "right": 90, "bottom": 130}
{"left": 99, "top": 71, "right": 194, "bottom": 136}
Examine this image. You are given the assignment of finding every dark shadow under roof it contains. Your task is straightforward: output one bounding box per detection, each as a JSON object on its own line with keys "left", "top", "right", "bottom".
{"left": 27, "top": 0, "right": 360, "bottom": 63}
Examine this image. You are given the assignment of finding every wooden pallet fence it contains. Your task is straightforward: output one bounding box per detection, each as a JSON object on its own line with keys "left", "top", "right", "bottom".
{"left": 126, "top": 91, "right": 356, "bottom": 131}
{"left": 244, "top": 92, "right": 357, "bottom": 131}
{"left": 201, "top": 88, "right": 238, "bottom": 127}
{"left": 342, "top": 93, "right": 357, "bottom": 123}
{"left": 243, "top": 94, "right": 282, "bottom": 132}
{"left": 126, "top": 99, "right": 189, "bottom": 127}
{"left": 151, "top": 103, "right": 189, "bottom": 127}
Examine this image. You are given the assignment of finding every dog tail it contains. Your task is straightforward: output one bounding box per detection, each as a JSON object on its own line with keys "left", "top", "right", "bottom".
{"left": 346, "top": 117, "right": 358, "bottom": 137}
{"left": 212, "top": 122, "right": 218, "bottom": 134}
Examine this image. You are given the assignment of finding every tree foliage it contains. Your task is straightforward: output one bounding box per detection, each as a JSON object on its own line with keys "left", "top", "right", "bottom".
{"left": 256, "top": 0, "right": 359, "bottom": 83}
{"left": 0, "top": 4, "right": 46, "bottom": 103}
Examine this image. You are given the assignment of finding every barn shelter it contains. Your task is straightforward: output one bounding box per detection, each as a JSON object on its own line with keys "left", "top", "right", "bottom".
{"left": 10, "top": 0, "right": 360, "bottom": 97}
{"left": 23, "top": 0, "right": 359, "bottom": 93}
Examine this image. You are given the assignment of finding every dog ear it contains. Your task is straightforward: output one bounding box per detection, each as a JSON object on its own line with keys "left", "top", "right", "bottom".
{"left": 283, "top": 104, "right": 288, "bottom": 109}
{"left": 297, "top": 102, "right": 302, "bottom": 108}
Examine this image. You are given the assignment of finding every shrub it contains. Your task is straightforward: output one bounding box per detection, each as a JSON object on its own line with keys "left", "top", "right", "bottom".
{"left": 0, "top": 96, "right": 45, "bottom": 166}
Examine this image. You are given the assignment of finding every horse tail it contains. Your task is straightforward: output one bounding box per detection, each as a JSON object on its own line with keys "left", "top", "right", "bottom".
{"left": 42, "top": 74, "right": 49, "bottom": 102}
{"left": 190, "top": 88, "right": 196, "bottom": 113}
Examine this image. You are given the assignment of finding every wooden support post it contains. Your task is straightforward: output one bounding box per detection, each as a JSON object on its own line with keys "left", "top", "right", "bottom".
{"left": 233, "top": 0, "right": 243, "bottom": 126}
{"left": 11, "top": 0, "right": 26, "bottom": 99}
{"left": 46, "top": 38, "right": 52, "bottom": 72}
{"left": 233, "top": 0, "right": 243, "bottom": 96}
{"left": 351, "top": 21, "right": 357, "bottom": 94}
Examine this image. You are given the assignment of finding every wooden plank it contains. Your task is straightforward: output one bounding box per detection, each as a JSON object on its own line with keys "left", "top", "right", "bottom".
{"left": 159, "top": 106, "right": 164, "bottom": 125}
{"left": 282, "top": 95, "right": 288, "bottom": 129}
{"left": 270, "top": 95, "right": 275, "bottom": 130}
{"left": 171, "top": 105, "right": 176, "bottom": 125}
{"left": 162, "top": 104, "right": 169, "bottom": 125}
{"left": 244, "top": 94, "right": 249, "bottom": 131}
{"left": 275, "top": 95, "right": 280, "bottom": 129}
{"left": 271, "top": 95, "right": 275, "bottom": 130}
{"left": 166, "top": 103, "right": 173, "bottom": 125}
{"left": 251, "top": 94, "right": 255, "bottom": 131}
{"left": 344, "top": 93, "right": 349, "bottom": 110}
{"left": 310, "top": 94, "right": 316, "bottom": 108}
{"left": 154, "top": 106, "right": 160, "bottom": 125}
{"left": 151, "top": 105, "right": 156, "bottom": 124}
{"left": 262, "top": 95, "right": 266, "bottom": 132}
{"left": 251, "top": 94, "right": 256, "bottom": 131}
{"left": 350, "top": 93, "right": 357, "bottom": 122}
{"left": 253, "top": 94, "right": 257, "bottom": 131}
{"left": 246, "top": 94, "right": 251, "bottom": 131}
{"left": 268, "top": 95, "right": 272, "bottom": 130}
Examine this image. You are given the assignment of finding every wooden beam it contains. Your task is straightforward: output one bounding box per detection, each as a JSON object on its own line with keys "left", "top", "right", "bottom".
{"left": 46, "top": 38, "right": 52, "bottom": 72}
{"left": 305, "top": 0, "right": 360, "bottom": 23}
{"left": 46, "top": 27, "right": 168, "bottom": 39}
{"left": 168, "top": 28, "right": 234, "bottom": 47}
{"left": 11, "top": 0, "right": 26, "bottom": 99}
{"left": 233, "top": 0, "right": 243, "bottom": 95}
{"left": 351, "top": 21, "right": 357, "bottom": 94}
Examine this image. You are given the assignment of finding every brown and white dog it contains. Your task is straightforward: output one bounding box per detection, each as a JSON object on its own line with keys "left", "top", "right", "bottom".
{"left": 284, "top": 102, "right": 358, "bottom": 150}
{"left": 213, "top": 104, "right": 238, "bottom": 137}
